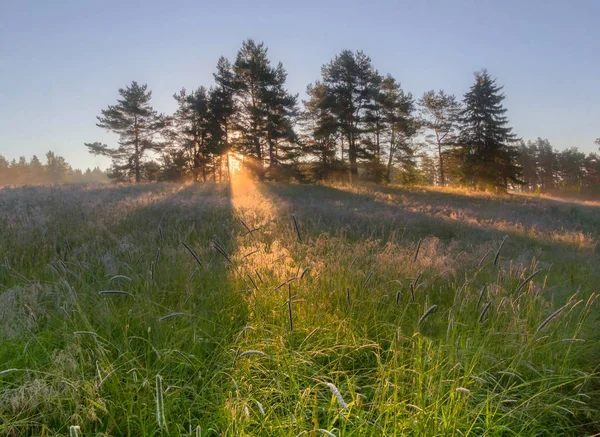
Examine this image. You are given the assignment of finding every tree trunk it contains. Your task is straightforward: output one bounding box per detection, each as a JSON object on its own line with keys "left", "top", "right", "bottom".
{"left": 193, "top": 133, "right": 200, "bottom": 182}
{"left": 134, "top": 115, "right": 141, "bottom": 183}
{"left": 437, "top": 143, "right": 445, "bottom": 186}
{"left": 218, "top": 155, "right": 223, "bottom": 182}
{"left": 250, "top": 90, "right": 264, "bottom": 181}
{"left": 386, "top": 130, "right": 395, "bottom": 182}
{"left": 348, "top": 133, "right": 358, "bottom": 183}
{"left": 226, "top": 153, "right": 231, "bottom": 182}
{"left": 376, "top": 126, "right": 380, "bottom": 160}
{"left": 193, "top": 152, "right": 200, "bottom": 183}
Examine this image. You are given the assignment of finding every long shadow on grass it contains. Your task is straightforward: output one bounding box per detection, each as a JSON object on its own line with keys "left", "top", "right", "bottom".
{"left": 258, "top": 182, "right": 598, "bottom": 258}
{"left": 103, "top": 182, "right": 251, "bottom": 406}
{"left": 360, "top": 183, "right": 600, "bottom": 239}
{"left": 3, "top": 182, "right": 253, "bottom": 435}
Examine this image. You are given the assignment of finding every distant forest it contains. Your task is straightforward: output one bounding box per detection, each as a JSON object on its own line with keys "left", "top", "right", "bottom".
{"left": 0, "top": 151, "right": 107, "bottom": 186}
{"left": 4, "top": 39, "right": 599, "bottom": 196}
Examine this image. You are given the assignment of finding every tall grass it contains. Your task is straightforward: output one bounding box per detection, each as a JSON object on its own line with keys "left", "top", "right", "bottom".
{"left": 0, "top": 181, "right": 598, "bottom": 436}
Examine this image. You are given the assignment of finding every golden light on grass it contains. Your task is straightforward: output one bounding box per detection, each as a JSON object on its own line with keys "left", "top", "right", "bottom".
{"left": 228, "top": 156, "right": 275, "bottom": 216}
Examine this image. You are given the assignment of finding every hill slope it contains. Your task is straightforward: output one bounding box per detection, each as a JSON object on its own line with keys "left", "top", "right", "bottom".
{"left": 0, "top": 181, "right": 598, "bottom": 435}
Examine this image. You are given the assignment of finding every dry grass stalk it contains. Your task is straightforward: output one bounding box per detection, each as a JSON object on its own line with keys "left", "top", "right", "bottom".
{"left": 516, "top": 269, "right": 543, "bottom": 293}
{"left": 182, "top": 241, "right": 202, "bottom": 267}
{"left": 98, "top": 290, "right": 133, "bottom": 297}
{"left": 292, "top": 215, "right": 302, "bottom": 242}
{"left": 238, "top": 350, "right": 267, "bottom": 358}
{"left": 326, "top": 382, "right": 348, "bottom": 410}
{"left": 413, "top": 238, "right": 422, "bottom": 263}
{"left": 536, "top": 305, "right": 567, "bottom": 332}
{"left": 155, "top": 374, "right": 167, "bottom": 429}
{"left": 159, "top": 312, "right": 185, "bottom": 321}
{"left": 479, "top": 301, "right": 493, "bottom": 323}
{"left": 418, "top": 305, "right": 438, "bottom": 325}
{"left": 288, "top": 283, "right": 294, "bottom": 331}
{"left": 493, "top": 236, "right": 508, "bottom": 266}
{"left": 477, "top": 284, "right": 488, "bottom": 308}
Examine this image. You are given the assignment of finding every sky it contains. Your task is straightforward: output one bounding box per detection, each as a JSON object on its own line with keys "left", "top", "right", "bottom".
{"left": 1, "top": 0, "right": 599, "bottom": 170}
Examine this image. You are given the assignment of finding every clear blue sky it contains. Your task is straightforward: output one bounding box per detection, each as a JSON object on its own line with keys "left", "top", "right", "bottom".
{"left": 1, "top": 0, "right": 599, "bottom": 170}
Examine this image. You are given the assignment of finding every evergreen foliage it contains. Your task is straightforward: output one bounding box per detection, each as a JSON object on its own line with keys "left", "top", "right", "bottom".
{"left": 455, "top": 70, "right": 521, "bottom": 191}
{"left": 85, "top": 81, "right": 166, "bottom": 182}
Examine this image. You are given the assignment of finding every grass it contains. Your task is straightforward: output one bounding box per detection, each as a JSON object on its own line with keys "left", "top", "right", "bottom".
{"left": 0, "top": 180, "right": 599, "bottom": 436}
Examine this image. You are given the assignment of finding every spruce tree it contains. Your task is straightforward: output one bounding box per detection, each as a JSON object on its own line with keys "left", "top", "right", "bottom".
{"left": 85, "top": 81, "right": 165, "bottom": 182}
{"left": 457, "top": 70, "right": 521, "bottom": 191}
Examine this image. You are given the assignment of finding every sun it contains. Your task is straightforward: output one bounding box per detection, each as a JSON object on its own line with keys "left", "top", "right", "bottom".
{"left": 228, "top": 152, "right": 244, "bottom": 176}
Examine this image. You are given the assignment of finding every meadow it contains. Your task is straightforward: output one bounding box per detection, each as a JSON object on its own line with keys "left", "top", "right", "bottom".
{"left": 0, "top": 178, "right": 599, "bottom": 436}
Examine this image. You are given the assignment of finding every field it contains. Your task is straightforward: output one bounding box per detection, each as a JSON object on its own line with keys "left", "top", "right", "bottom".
{"left": 1, "top": 178, "right": 599, "bottom": 436}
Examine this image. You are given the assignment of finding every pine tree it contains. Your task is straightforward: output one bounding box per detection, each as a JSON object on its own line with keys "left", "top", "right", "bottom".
{"left": 0, "top": 156, "right": 10, "bottom": 185}
{"left": 45, "top": 151, "right": 71, "bottom": 184}
{"left": 419, "top": 155, "right": 438, "bottom": 185}
{"left": 457, "top": 70, "right": 521, "bottom": 191}
{"left": 171, "top": 87, "right": 213, "bottom": 182}
{"left": 232, "top": 40, "right": 298, "bottom": 180}
{"left": 85, "top": 81, "right": 165, "bottom": 182}
{"left": 557, "top": 147, "right": 586, "bottom": 192}
{"left": 262, "top": 62, "right": 300, "bottom": 179}
{"left": 211, "top": 57, "right": 237, "bottom": 180}
{"left": 583, "top": 152, "right": 600, "bottom": 197}
{"left": 516, "top": 141, "right": 538, "bottom": 192}
{"left": 231, "top": 40, "right": 273, "bottom": 179}
{"left": 419, "top": 90, "right": 461, "bottom": 186}
{"left": 534, "top": 138, "right": 558, "bottom": 192}
{"left": 378, "top": 75, "right": 416, "bottom": 182}
{"left": 160, "top": 149, "right": 191, "bottom": 182}
{"left": 302, "top": 81, "right": 342, "bottom": 180}
{"left": 29, "top": 155, "right": 45, "bottom": 184}
{"left": 319, "top": 50, "right": 381, "bottom": 182}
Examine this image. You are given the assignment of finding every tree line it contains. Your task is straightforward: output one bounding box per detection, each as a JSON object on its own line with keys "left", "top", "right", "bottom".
{"left": 0, "top": 151, "right": 107, "bottom": 186}
{"left": 74, "top": 39, "right": 600, "bottom": 194}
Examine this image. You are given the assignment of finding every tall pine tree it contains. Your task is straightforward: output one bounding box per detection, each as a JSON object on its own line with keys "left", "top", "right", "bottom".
{"left": 86, "top": 81, "right": 165, "bottom": 182}
{"left": 319, "top": 50, "right": 381, "bottom": 182}
{"left": 419, "top": 90, "right": 461, "bottom": 186}
{"left": 231, "top": 40, "right": 298, "bottom": 180}
{"left": 302, "top": 81, "right": 343, "bottom": 180}
{"left": 456, "top": 71, "right": 521, "bottom": 191}
{"left": 378, "top": 75, "right": 416, "bottom": 182}
{"left": 170, "top": 87, "right": 213, "bottom": 182}
{"left": 211, "top": 57, "right": 237, "bottom": 180}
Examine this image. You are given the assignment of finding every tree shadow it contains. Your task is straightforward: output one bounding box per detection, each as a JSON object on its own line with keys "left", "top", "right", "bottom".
{"left": 257, "top": 182, "right": 598, "bottom": 259}
{"left": 364, "top": 183, "right": 600, "bottom": 238}
{"left": 1, "top": 182, "right": 252, "bottom": 432}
